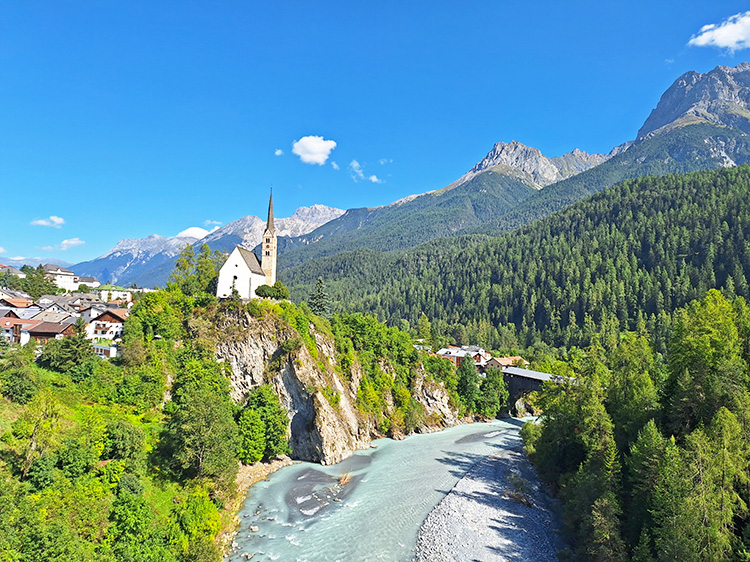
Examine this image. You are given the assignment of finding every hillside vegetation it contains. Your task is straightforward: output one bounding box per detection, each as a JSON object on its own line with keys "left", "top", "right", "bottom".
{"left": 0, "top": 248, "right": 502, "bottom": 561}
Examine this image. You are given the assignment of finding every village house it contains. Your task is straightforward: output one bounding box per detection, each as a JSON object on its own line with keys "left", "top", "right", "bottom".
{"left": 84, "top": 308, "right": 129, "bottom": 341}
{"left": 216, "top": 191, "right": 277, "bottom": 299}
{"left": 28, "top": 321, "right": 75, "bottom": 343}
{"left": 95, "top": 285, "right": 133, "bottom": 305}
{"left": 1, "top": 317, "right": 41, "bottom": 346}
{"left": 0, "top": 297, "right": 34, "bottom": 309}
{"left": 436, "top": 345, "right": 492, "bottom": 368}
{"left": 43, "top": 264, "right": 78, "bottom": 292}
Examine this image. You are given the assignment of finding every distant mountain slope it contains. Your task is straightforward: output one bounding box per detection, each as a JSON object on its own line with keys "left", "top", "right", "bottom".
{"left": 72, "top": 204, "right": 343, "bottom": 286}
{"left": 283, "top": 165, "right": 750, "bottom": 351}
{"left": 273, "top": 142, "right": 610, "bottom": 269}
{"left": 476, "top": 122, "right": 750, "bottom": 236}
{"left": 72, "top": 233, "right": 202, "bottom": 285}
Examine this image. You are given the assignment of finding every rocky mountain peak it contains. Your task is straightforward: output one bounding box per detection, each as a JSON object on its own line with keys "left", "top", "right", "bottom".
{"left": 455, "top": 140, "right": 609, "bottom": 189}
{"left": 637, "top": 62, "right": 750, "bottom": 139}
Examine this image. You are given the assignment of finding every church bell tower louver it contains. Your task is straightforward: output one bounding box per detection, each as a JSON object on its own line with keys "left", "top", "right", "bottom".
{"left": 261, "top": 189, "right": 277, "bottom": 286}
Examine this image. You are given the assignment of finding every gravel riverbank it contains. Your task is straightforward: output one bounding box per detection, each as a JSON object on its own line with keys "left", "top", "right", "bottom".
{"left": 413, "top": 445, "right": 564, "bottom": 562}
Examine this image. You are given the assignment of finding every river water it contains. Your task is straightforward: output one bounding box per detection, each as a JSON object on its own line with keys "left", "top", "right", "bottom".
{"left": 229, "top": 418, "right": 526, "bottom": 561}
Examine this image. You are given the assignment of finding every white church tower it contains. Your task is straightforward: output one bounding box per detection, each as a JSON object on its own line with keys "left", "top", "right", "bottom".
{"left": 260, "top": 189, "right": 277, "bottom": 286}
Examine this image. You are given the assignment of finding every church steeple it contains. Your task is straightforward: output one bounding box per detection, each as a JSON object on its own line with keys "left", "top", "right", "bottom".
{"left": 266, "top": 188, "right": 276, "bottom": 234}
{"left": 261, "top": 189, "right": 277, "bottom": 286}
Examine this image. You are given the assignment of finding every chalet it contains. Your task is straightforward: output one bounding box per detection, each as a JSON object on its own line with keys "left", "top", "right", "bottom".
{"left": 216, "top": 191, "right": 277, "bottom": 299}
{"left": 85, "top": 308, "right": 129, "bottom": 341}
{"left": 28, "top": 321, "right": 75, "bottom": 343}
{"left": 436, "top": 345, "right": 491, "bottom": 367}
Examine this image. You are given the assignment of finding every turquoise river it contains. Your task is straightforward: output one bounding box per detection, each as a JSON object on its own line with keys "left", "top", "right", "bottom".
{"left": 229, "top": 418, "right": 526, "bottom": 561}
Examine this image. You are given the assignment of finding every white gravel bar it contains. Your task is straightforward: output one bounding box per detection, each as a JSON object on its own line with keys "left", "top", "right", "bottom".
{"left": 413, "top": 445, "right": 563, "bottom": 562}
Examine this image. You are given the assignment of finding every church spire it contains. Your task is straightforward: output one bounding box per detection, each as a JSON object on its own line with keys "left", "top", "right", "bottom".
{"left": 261, "top": 188, "right": 277, "bottom": 286}
{"left": 266, "top": 188, "right": 275, "bottom": 234}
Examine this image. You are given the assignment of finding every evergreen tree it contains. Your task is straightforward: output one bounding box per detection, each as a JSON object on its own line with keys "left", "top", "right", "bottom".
{"left": 309, "top": 277, "right": 332, "bottom": 318}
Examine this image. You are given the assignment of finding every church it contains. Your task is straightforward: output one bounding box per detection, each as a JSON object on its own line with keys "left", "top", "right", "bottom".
{"left": 215, "top": 192, "right": 277, "bottom": 299}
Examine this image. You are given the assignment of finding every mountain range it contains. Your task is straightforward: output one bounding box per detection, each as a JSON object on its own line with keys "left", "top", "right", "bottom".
{"left": 72, "top": 62, "right": 750, "bottom": 288}
{"left": 71, "top": 205, "right": 344, "bottom": 286}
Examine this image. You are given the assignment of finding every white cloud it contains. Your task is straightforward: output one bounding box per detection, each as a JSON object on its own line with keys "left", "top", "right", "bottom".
{"left": 61, "top": 238, "right": 85, "bottom": 250}
{"left": 0, "top": 246, "right": 6, "bottom": 254}
{"left": 176, "top": 227, "right": 210, "bottom": 239}
{"left": 688, "top": 11, "right": 750, "bottom": 52}
{"left": 331, "top": 161, "right": 340, "bottom": 170}
{"left": 292, "top": 135, "right": 337, "bottom": 165}
{"left": 378, "top": 158, "right": 393, "bottom": 165}
{"left": 30, "top": 215, "right": 65, "bottom": 228}
{"left": 204, "top": 219, "right": 222, "bottom": 227}
{"left": 349, "top": 160, "right": 384, "bottom": 183}
{"left": 275, "top": 149, "right": 284, "bottom": 156}
{"left": 41, "top": 238, "right": 86, "bottom": 252}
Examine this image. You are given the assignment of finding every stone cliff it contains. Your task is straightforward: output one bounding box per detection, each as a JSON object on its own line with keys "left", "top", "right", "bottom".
{"left": 213, "top": 308, "right": 457, "bottom": 465}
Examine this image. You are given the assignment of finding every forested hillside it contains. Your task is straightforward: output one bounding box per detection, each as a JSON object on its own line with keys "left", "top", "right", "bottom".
{"left": 274, "top": 170, "right": 535, "bottom": 269}
{"left": 285, "top": 165, "right": 750, "bottom": 352}
{"left": 522, "top": 289, "right": 750, "bottom": 561}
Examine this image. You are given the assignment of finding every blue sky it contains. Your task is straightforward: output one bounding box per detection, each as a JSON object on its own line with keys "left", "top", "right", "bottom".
{"left": 3, "top": 1, "right": 750, "bottom": 264}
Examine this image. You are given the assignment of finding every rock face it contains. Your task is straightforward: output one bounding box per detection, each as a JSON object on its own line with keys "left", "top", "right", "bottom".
{"left": 214, "top": 310, "right": 457, "bottom": 465}
{"left": 453, "top": 141, "right": 610, "bottom": 190}
{"left": 638, "top": 62, "right": 750, "bottom": 139}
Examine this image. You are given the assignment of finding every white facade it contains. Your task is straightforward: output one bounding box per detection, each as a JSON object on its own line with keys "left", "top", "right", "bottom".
{"left": 96, "top": 287, "right": 133, "bottom": 303}
{"left": 216, "top": 247, "right": 267, "bottom": 299}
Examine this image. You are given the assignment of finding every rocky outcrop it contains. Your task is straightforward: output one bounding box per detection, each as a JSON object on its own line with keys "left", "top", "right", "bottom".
{"left": 452, "top": 140, "right": 609, "bottom": 190}
{"left": 638, "top": 62, "right": 750, "bottom": 139}
{"left": 214, "top": 310, "right": 457, "bottom": 465}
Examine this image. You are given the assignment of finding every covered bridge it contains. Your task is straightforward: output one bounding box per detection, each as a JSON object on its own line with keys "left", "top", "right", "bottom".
{"left": 501, "top": 366, "right": 563, "bottom": 406}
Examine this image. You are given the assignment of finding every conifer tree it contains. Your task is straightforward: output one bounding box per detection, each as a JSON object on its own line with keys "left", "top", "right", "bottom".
{"left": 309, "top": 277, "right": 332, "bottom": 318}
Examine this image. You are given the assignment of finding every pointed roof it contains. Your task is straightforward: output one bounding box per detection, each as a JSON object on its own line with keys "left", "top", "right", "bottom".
{"left": 265, "top": 189, "right": 275, "bottom": 234}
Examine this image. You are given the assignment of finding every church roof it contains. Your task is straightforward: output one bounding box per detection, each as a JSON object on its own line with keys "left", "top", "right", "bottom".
{"left": 236, "top": 247, "right": 265, "bottom": 276}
